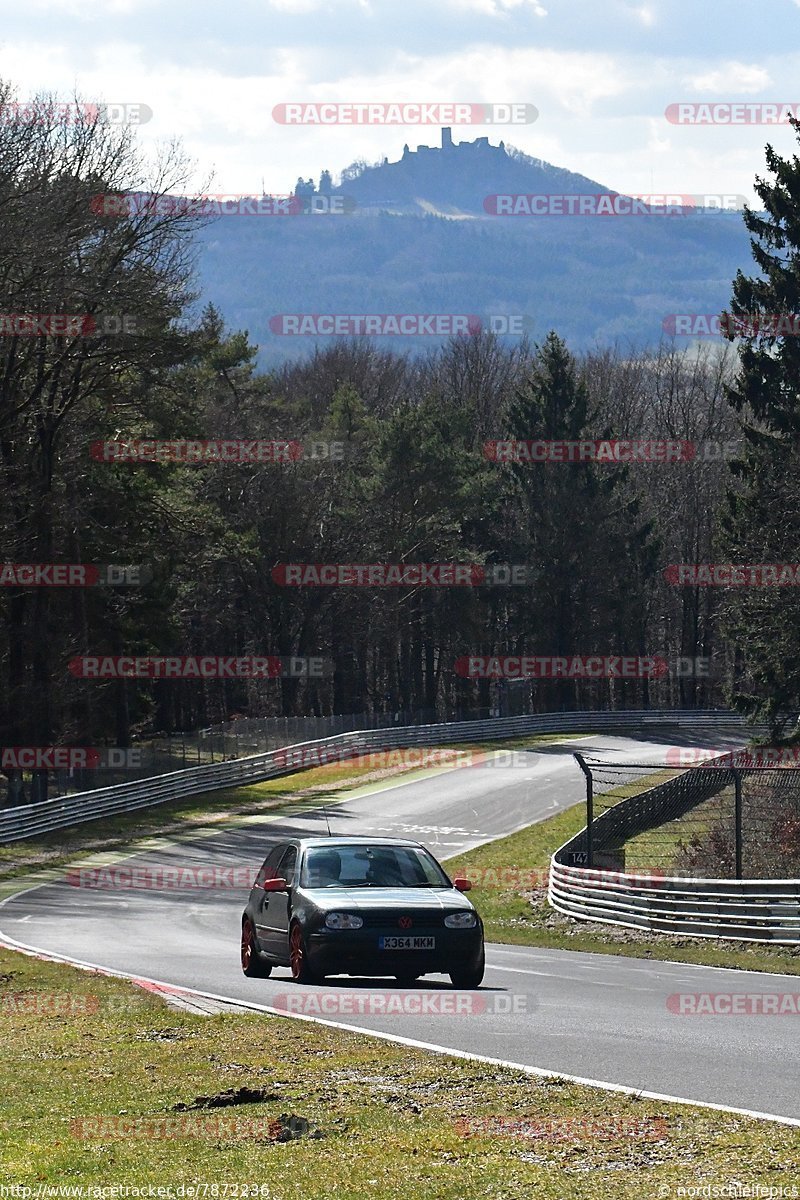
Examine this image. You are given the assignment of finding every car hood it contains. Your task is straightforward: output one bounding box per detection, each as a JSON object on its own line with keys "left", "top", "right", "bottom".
{"left": 301, "top": 887, "right": 474, "bottom": 912}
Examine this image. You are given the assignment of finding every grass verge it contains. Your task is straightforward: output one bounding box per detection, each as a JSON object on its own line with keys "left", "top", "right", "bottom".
{"left": 1, "top": 948, "right": 798, "bottom": 1198}
{"left": 444, "top": 803, "right": 800, "bottom": 975}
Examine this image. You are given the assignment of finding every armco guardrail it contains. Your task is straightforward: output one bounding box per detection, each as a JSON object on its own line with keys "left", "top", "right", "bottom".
{"left": 549, "top": 759, "right": 800, "bottom": 945}
{"left": 0, "top": 709, "right": 753, "bottom": 844}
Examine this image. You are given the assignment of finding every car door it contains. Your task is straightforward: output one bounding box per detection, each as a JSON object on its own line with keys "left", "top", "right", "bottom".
{"left": 260, "top": 845, "right": 298, "bottom": 961}
{"left": 253, "top": 844, "right": 288, "bottom": 945}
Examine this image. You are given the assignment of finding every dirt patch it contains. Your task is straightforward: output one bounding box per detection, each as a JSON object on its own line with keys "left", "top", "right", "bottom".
{"left": 174, "top": 1086, "right": 282, "bottom": 1110}
{"left": 135, "top": 1028, "right": 194, "bottom": 1042}
{"left": 270, "top": 1113, "right": 325, "bottom": 1142}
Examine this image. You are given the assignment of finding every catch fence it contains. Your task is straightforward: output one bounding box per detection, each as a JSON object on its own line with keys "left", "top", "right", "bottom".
{"left": 550, "top": 749, "right": 800, "bottom": 943}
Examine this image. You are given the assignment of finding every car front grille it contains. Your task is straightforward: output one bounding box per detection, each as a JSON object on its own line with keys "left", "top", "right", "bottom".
{"left": 355, "top": 911, "right": 445, "bottom": 929}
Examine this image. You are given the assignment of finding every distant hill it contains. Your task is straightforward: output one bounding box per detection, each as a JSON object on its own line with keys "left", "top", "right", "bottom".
{"left": 193, "top": 129, "right": 754, "bottom": 364}
{"left": 330, "top": 129, "right": 608, "bottom": 215}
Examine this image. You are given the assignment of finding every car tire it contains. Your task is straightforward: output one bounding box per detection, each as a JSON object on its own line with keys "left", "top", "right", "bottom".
{"left": 241, "top": 918, "right": 272, "bottom": 978}
{"left": 449, "top": 949, "right": 485, "bottom": 989}
{"left": 289, "top": 922, "right": 320, "bottom": 984}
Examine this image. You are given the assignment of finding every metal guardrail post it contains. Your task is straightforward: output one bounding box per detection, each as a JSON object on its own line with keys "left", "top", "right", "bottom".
{"left": 573, "top": 752, "right": 593, "bottom": 868}
{"left": 734, "top": 768, "right": 743, "bottom": 880}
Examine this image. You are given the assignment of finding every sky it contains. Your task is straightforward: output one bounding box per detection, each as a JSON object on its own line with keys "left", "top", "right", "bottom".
{"left": 1, "top": 0, "right": 799, "bottom": 203}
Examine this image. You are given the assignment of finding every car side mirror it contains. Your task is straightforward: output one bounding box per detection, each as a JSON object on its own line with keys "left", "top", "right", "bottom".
{"left": 262, "top": 877, "right": 288, "bottom": 893}
{"left": 453, "top": 877, "right": 472, "bottom": 892}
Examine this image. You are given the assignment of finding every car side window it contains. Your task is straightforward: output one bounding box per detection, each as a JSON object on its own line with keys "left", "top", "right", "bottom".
{"left": 276, "top": 846, "right": 297, "bottom": 886}
{"left": 255, "top": 845, "right": 286, "bottom": 886}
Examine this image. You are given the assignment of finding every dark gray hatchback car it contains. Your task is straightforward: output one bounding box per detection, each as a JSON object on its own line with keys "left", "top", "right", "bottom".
{"left": 240, "top": 835, "right": 485, "bottom": 987}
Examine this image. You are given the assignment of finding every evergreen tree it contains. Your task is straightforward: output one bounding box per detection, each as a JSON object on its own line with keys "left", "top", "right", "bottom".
{"left": 503, "top": 333, "right": 659, "bottom": 710}
{"left": 719, "top": 119, "right": 800, "bottom": 735}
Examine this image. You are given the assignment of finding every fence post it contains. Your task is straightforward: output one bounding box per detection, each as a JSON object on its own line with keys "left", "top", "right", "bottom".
{"left": 573, "top": 752, "right": 593, "bottom": 868}
{"left": 734, "top": 769, "right": 743, "bottom": 880}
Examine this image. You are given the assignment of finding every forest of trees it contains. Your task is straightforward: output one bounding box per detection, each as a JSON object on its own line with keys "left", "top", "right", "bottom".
{"left": 2, "top": 82, "right": 800, "bottom": 806}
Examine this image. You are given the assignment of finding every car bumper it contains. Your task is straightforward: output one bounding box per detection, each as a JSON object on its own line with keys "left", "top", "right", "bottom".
{"left": 306, "top": 926, "right": 484, "bottom": 977}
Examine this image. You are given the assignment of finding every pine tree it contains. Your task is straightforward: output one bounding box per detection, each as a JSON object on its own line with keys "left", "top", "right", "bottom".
{"left": 719, "top": 118, "right": 800, "bottom": 735}
{"left": 503, "top": 333, "right": 659, "bottom": 710}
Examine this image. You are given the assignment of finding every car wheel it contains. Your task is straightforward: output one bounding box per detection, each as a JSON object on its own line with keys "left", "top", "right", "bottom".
{"left": 395, "top": 973, "right": 420, "bottom": 986}
{"left": 241, "top": 918, "right": 272, "bottom": 978}
{"left": 289, "top": 922, "right": 319, "bottom": 984}
{"left": 449, "top": 949, "right": 485, "bottom": 989}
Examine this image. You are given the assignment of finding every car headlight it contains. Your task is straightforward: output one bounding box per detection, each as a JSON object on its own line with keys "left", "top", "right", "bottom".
{"left": 324, "top": 912, "right": 364, "bottom": 930}
{"left": 444, "top": 911, "right": 477, "bottom": 929}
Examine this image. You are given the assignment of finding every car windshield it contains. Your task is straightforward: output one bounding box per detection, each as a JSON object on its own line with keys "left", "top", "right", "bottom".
{"left": 300, "top": 845, "right": 451, "bottom": 888}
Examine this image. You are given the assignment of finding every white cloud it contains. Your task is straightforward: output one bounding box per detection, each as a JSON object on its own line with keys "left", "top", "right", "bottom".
{"left": 632, "top": 4, "right": 656, "bottom": 25}
{"left": 264, "top": 0, "right": 372, "bottom": 8}
{"left": 17, "top": 0, "right": 159, "bottom": 14}
{"left": 0, "top": 0, "right": 784, "bottom": 209}
{"left": 265, "top": 0, "right": 327, "bottom": 10}
{"left": 0, "top": 38, "right": 654, "bottom": 193}
{"left": 445, "top": 0, "right": 547, "bottom": 16}
{"left": 688, "top": 62, "right": 771, "bottom": 93}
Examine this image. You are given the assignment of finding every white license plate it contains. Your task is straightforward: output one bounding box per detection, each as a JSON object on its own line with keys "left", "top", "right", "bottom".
{"left": 379, "top": 936, "right": 435, "bottom": 950}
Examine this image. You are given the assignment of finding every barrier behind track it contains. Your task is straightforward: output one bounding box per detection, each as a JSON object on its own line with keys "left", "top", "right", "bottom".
{"left": 0, "top": 709, "right": 751, "bottom": 843}
{"left": 549, "top": 750, "right": 800, "bottom": 945}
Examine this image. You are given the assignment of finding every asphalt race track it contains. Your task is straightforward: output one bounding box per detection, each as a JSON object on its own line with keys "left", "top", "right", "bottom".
{"left": 4, "top": 726, "right": 799, "bottom": 1123}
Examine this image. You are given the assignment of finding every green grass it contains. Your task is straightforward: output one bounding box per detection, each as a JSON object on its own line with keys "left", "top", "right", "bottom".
{"left": 444, "top": 803, "right": 800, "bottom": 975}
{"left": 623, "top": 787, "right": 735, "bottom": 873}
{"left": 1, "top": 949, "right": 798, "bottom": 1197}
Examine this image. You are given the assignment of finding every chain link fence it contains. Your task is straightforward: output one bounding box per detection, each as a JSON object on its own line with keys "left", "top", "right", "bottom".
{"left": 1, "top": 707, "right": 443, "bottom": 806}
{"left": 571, "top": 754, "right": 800, "bottom": 880}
